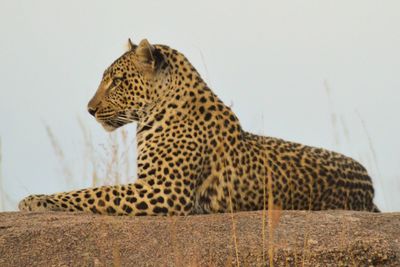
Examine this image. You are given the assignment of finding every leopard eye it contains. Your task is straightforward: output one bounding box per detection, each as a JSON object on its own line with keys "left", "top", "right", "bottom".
{"left": 112, "top": 77, "right": 123, "bottom": 86}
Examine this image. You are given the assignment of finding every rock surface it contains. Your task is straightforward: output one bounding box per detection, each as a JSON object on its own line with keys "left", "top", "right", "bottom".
{"left": 0, "top": 211, "right": 399, "bottom": 266}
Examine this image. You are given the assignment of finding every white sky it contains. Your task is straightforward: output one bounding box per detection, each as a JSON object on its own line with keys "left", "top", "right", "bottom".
{"left": 0, "top": 0, "right": 399, "bottom": 211}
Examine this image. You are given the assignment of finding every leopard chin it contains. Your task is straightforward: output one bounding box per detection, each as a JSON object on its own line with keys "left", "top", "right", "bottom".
{"left": 100, "top": 119, "right": 126, "bottom": 132}
{"left": 102, "top": 123, "right": 118, "bottom": 132}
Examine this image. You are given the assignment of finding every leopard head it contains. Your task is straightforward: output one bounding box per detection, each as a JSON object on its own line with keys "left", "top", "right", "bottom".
{"left": 87, "top": 39, "right": 171, "bottom": 131}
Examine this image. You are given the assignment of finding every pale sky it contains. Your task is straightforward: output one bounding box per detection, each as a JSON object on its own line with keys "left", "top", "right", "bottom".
{"left": 0, "top": 0, "right": 399, "bottom": 211}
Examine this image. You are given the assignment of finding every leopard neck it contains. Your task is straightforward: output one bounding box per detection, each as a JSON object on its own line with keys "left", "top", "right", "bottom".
{"left": 137, "top": 48, "right": 243, "bottom": 135}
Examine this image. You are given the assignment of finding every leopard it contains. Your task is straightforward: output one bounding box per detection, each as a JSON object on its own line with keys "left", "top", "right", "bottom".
{"left": 19, "top": 38, "right": 380, "bottom": 215}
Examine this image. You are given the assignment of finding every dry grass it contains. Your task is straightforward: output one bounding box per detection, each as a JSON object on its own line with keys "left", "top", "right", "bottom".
{"left": 78, "top": 118, "right": 100, "bottom": 186}
{"left": 169, "top": 216, "right": 185, "bottom": 267}
{"left": 324, "top": 80, "right": 340, "bottom": 147}
{"left": 112, "top": 239, "right": 122, "bottom": 267}
{"left": 324, "top": 81, "right": 385, "bottom": 210}
{"left": 101, "top": 128, "right": 135, "bottom": 186}
{"left": 45, "top": 120, "right": 136, "bottom": 189}
{"left": 265, "top": 162, "right": 283, "bottom": 267}
{"left": 0, "top": 137, "right": 4, "bottom": 211}
{"left": 225, "top": 159, "right": 240, "bottom": 267}
{"left": 0, "top": 137, "right": 13, "bottom": 211}
{"left": 356, "top": 110, "right": 387, "bottom": 208}
{"left": 44, "top": 124, "right": 74, "bottom": 184}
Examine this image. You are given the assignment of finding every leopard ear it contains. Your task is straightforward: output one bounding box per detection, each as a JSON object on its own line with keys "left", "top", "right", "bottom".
{"left": 135, "top": 39, "right": 155, "bottom": 65}
{"left": 135, "top": 39, "right": 165, "bottom": 71}
{"left": 127, "top": 38, "right": 137, "bottom": 51}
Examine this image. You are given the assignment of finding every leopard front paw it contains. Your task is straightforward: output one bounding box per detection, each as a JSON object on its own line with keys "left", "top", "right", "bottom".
{"left": 18, "top": 194, "right": 60, "bottom": 212}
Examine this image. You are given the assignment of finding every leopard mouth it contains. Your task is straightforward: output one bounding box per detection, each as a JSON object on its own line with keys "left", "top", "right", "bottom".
{"left": 96, "top": 111, "right": 138, "bottom": 132}
{"left": 99, "top": 117, "right": 129, "bottom": 132}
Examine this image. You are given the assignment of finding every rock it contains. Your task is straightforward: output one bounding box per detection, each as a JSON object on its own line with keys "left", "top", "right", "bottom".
{"left": 0, "top": 211, "right": 399, "bottom": 266}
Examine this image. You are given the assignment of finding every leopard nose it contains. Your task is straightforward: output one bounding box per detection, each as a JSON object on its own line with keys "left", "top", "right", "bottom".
{"left": 88, "top": 107, "right": 98, "bottom": 117}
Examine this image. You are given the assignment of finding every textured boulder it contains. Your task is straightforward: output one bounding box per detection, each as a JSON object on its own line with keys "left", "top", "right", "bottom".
{"left": 0, "top": 211, "right": 399, "bottom": 266}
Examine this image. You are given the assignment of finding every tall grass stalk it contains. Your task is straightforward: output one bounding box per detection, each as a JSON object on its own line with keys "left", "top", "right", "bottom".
{"left": 301, "top": 231, "right": 310, "bottom": 267}
{"left": 47, "top": 121, "right": 135, "bottom": 191}
{"left": 260, "top": 113, "right": 283, "bottom": 267}
{"left": 225, "top": 158, "right": 240, "bottom": 267}
{"left": 78, "top": 118, "right": 100, "bottom": 186}
{"left": 324, "top": 80, "right": 340, "bottom": 147}
{"left": 267, "top": 169, "right": 283, "bottom": 267}
{"left": 0, "top": 137, "right": 14, "bottom": 211}
{"left": 356, "top": 111, "right": 380, "bottom": 172}
{"left": 121, "top": 129, "right": 130, "bottom": 182}
{"left": 45, "top": 124, "right": 74, "bottom": 185}
{"left": 112, "top": 242, "right": 122, "bottom": 267}
{"left": 356, "top": 110, "right": 387, "bottom": 209}
{"left": 267, "top": 169, "right": 274, "bottom": 267}
{"left": 262, "top": 164, "right": 267, "bottom": 266}
{"left": 0, "top": 137, "right": 4, "bottom": 211}
{"left": 106, "top": 133, "right": 121, "bottom": 185}
{"left": 169, "top": 217, "right": 184, "bottom": 267}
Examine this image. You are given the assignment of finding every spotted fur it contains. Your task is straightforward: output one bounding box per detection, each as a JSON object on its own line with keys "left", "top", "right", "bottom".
{"left": 19, "top": 39, "right": 379, "bottom": 215}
